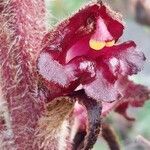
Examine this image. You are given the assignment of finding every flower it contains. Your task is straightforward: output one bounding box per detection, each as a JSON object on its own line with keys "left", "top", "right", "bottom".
{"left": 37, "top": 2, "right": 145, "bottom": 102}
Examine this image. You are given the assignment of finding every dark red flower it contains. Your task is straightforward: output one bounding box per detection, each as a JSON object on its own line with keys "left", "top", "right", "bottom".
{"left": 37, "top": 2, "right": 145, "bottom": 103}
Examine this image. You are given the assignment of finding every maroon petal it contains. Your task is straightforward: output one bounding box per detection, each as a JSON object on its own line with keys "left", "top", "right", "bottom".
{"left": 115, "top": 77, "right": 150, "bottom": 120}
{"left": 100, "top": 77, "right": 150, "bottom": 118}
{"left": 42, "top": 2, "right": 124, "bottom": 55}
{"left": 98, "top": 41, "right": 146, "bottom": 76}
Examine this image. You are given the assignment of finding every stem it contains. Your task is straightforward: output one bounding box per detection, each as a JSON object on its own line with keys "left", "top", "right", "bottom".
{"left": 70, "top": 90, "right": 102, "bottom": 150}
{"left": 73, "top": 131, "right": 87, "bottom": 150}
{"left": 102, "top": 123, "right": 120, "bottom": 150}
{"left": 0, "top": 0, "right": 46, "bottom": 149}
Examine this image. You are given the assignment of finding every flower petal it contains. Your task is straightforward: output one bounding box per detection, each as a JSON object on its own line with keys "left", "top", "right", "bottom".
{"left": 83, "top": 70, "right": 121, "bottom": 102}
{"left": 115, "top": 78, "right": 150, "bottom": 120}
{"left": 101, "top": 77, "right": 150, "bottom": 118}
{"left": 98, "top": 41, "right": 145, "bottom": 76}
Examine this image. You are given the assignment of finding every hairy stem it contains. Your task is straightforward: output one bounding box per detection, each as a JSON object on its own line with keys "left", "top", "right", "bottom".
{"left": 0, "top": 0, "right": 46, "bottom": 149}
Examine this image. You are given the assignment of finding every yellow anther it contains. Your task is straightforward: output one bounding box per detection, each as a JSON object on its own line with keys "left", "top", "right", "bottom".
{"left": 89, "top": 39, "right": 106, "bottom": 51}
{"left": 106, "top": 40, "right": 115, "bottom": 47}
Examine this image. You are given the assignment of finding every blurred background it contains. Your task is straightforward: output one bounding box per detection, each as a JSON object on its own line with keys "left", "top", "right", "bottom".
{"left": 45, "top": 0, "right": 150, "bottom": 149}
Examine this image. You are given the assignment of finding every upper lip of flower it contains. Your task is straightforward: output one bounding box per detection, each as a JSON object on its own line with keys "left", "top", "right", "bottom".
{"left": 62, "top": 3, "right": 125, "bottom": 63}
{"left": 42, "top": 2, "right": 124, "bottom": 55}
{"left": 89, "top": 16, "right": 116, "bottom": 51}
